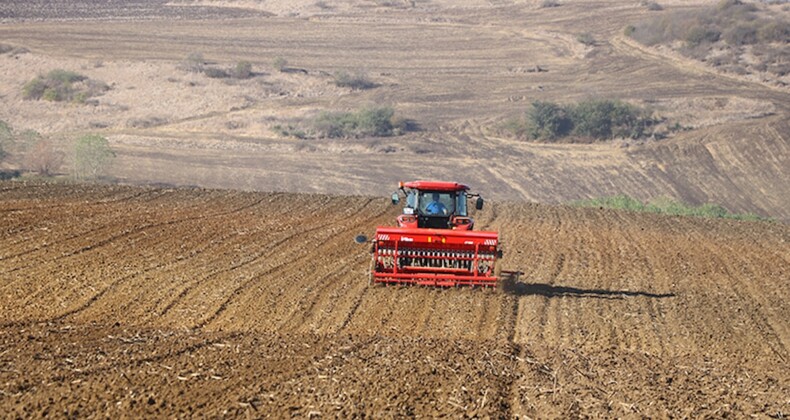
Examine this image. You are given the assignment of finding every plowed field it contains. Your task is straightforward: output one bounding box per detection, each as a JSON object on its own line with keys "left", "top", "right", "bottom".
{"left": 1, "top": 181, "right": 788, "bottom": 417}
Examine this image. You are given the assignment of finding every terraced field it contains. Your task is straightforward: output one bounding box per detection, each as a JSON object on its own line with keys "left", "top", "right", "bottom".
{"left": 1, "top": 181, "right": 787, "bottom": 417}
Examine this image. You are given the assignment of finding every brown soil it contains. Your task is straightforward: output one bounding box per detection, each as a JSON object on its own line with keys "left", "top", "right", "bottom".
{"left": 1, "top": 181, "right": 788, "bottom": 417}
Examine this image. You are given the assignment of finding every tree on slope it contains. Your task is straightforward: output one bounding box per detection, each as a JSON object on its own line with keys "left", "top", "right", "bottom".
{"left": 73, "top": 134, "right": 114, "bottom": 180}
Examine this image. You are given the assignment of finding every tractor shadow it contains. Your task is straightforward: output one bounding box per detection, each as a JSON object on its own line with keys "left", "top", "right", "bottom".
{"left": 500, "top": 271, "right": 675, "bottom": 299}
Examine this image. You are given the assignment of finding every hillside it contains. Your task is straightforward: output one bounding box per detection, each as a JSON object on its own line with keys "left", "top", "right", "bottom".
{"left": 1, "top": 181, "right": 787, "bottom": 417}
{"left": 0, "top": 0, "right": 788, "bottom": 220}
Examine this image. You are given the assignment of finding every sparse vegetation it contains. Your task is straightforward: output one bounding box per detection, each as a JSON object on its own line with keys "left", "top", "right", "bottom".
{"left": 576, "top": 33, "right": 596, "bottom": 46}
{"left": 203, "top": 67, "right": 230, "bottom": 79}
{"left": 573, "top": 194, "right": 768, "bottom": 221}
{"left": 540, "top": 0, "right": 561, "bottom": 7}
{"left": 232, "top": 61, "right": 253, "bottom": 79}
{"left": 626, "top": 0, "right": 790, "bottom": 79}
{"left": 333, "top": 70, "right": 376, "bottom": 90}
{"left": 0, "top": 120, "right": 10, "bottom": 162}
{"left": 126, "top": 116, "right": 168, "bottom": 129}
{"left": 73, "top": 134, "right": 115, "bottom": 180}
{"left": 273, "top": 57, "right": 288, "bottom": 72}
{"left": 181, "top": 52, "right": 205, "bottom": 73}
{"left": 0, "top": 122, "right": 51, "bottom": 171}
{"left": 180, "top": 53, "right": 255, "bottom": 79}
{"left": 273, "top": 107, "right": 408, "bottom": 139}
{"left": 642, "top": 1, "right": 663, "bottom": 11}
{"left": 23, "top": 69, "right": 109, "bottom": 103}
{"left": 506, "top": 99, "right": 660, "bottom": 142}
{"left": 272, "top": 124, "right": 307, "bottom": 139}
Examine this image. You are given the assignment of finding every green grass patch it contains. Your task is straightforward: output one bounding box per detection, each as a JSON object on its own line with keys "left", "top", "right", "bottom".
{"left": 573, "top": 194, "right": 768, "bottom": 221}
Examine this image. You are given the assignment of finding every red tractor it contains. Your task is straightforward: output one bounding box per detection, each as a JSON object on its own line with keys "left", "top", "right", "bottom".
{"left": 368, "top": 181, "right": 501, "bottom": 287}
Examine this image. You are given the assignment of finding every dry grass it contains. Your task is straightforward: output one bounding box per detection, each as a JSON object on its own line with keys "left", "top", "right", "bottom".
{"left": 0, "top": 0, "right": 787, "bottom": 221}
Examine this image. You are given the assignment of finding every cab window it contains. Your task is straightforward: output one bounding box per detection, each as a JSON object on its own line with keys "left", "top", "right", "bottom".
{"left": 456, "top": 191, "right": 468, "bottom": 216}
{"left": 419, "top": 191, "right": 454, "bottom": 215}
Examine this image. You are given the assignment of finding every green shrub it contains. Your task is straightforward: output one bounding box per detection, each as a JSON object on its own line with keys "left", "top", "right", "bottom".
{"left": 333, "top": 70, "right": 376, "bottom": 90}
{"left": 233, "top": 61, "right": 253, "bottom": 79}
{"left": 126, "top": 116, "right": 168, "bottom": 129}
{"left": 685, "top": 25, "right": 721, "bottom": 46}
{"left": 73, "top": 134, "right": 114, "bottom": 180}
{"left": 313, "top": 107, "right": 395, "bottom": 138}
{"left": 0, "top": 120, "right": 11, "bottom": 139}
{"left": 757, "top": 21, "right": 790, "bottom": 43}
{"left": 275, "top": 107, "right": 405, "bottom": 139}
{"left": 203, "top": 67, "right": 230, "bottom": 78}
{"left": 0, "top": 120, "right": 9, "bottom": 161}
{"left": 572, "top": 99, "right": 655, "bottom": 140}
{"left": 525, "top": 101, "right": 573, "bottom": 140}
{"left": 576, "top": 33, "right": 596, "bottom": 46}
{"left": 273, "top": 57, "right": 288, "bottom": 72}
{"left": 509, "top": 99, "right": 657, "bottom": 142}
{"left": 724, "top": 24, "right": 759, "bottom": 45}
{"left": 22, "top": 78, "right": 49, "bottom": 100}
{"left": 272, "top": 124, "right": 307, "bottom": 139}
{"left": 541, "top": 0, "right": 560, "bottom": 7}
{"left": 182, "top": 52, "right": 205, "bottom": 73}
{"left": 643, "top": 1, "right": 663, "bottom": 11}
{"left": 22, "top": 69, "right": 106, "bottom": 103}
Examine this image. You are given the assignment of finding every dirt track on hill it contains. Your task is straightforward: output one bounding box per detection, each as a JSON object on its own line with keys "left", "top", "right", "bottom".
{"left": 1, "top": 182, "right": 788, "bottom": 417}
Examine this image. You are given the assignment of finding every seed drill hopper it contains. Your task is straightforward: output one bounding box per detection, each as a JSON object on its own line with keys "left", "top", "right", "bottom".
{"left": 369, "top": 181, "right": 501, "bottom": 287}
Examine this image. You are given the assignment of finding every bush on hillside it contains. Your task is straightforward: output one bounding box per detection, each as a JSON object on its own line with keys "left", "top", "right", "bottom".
{"left": 525, "top": 101, "right": 573, "bottom": 140}
{"left": 0, "top": 120, "right": 10, "bottom": 162}
{"left": 274, "top": 107, "right": 407, "bottom": 139}
{"left": 572, "top": 99, "right": 654, "bottom": 139}
{"left": 233, "top": 61, "right": 253, "bottom": 79}
{"left": 509, "top": 99, "right": 658, "bottom": 142}
{"left": 273, "top": 57, "right": 288, "bottom": 72}
{"left": 181, "top": 52, "right": 205, "bottom": 73}
{"left": 333, "top": 70, "right": 376, "bottom": 90}
{"left": 23, "top": 69, "right": 108, "bottom": 103}
{"left": 73, "top": 134, "right": 115, "bottom": 180}
{"left": 541, "top": 0, "right": 561, "bottom": 7}
{"left": 577, "top": 33, "right": 596, "bottom": 46}
{"left": 626, "top": 0, "right": 788, "bottom": 78}
{"left": 313, "top": 107, "right": 395, "bottom": 138}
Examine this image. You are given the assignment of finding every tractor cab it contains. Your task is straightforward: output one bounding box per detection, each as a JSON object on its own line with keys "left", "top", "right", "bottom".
{"left": 371, "top": 180, "right": 500, "bottom": 287}
{"left": 391, "top": 181, "right": 483, "bottom": 230}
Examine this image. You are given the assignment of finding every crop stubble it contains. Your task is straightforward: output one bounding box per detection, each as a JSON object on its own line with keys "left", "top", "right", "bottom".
{"left": 0, "top": 182, "right": 787, "bottom": 417}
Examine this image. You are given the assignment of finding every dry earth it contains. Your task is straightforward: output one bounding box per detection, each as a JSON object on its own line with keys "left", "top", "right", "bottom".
{"left": 0, "top": 0, "right": 788, "bottom": 220}
{"left": 0, "top": 181, "right": 788, "bottom": 417}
